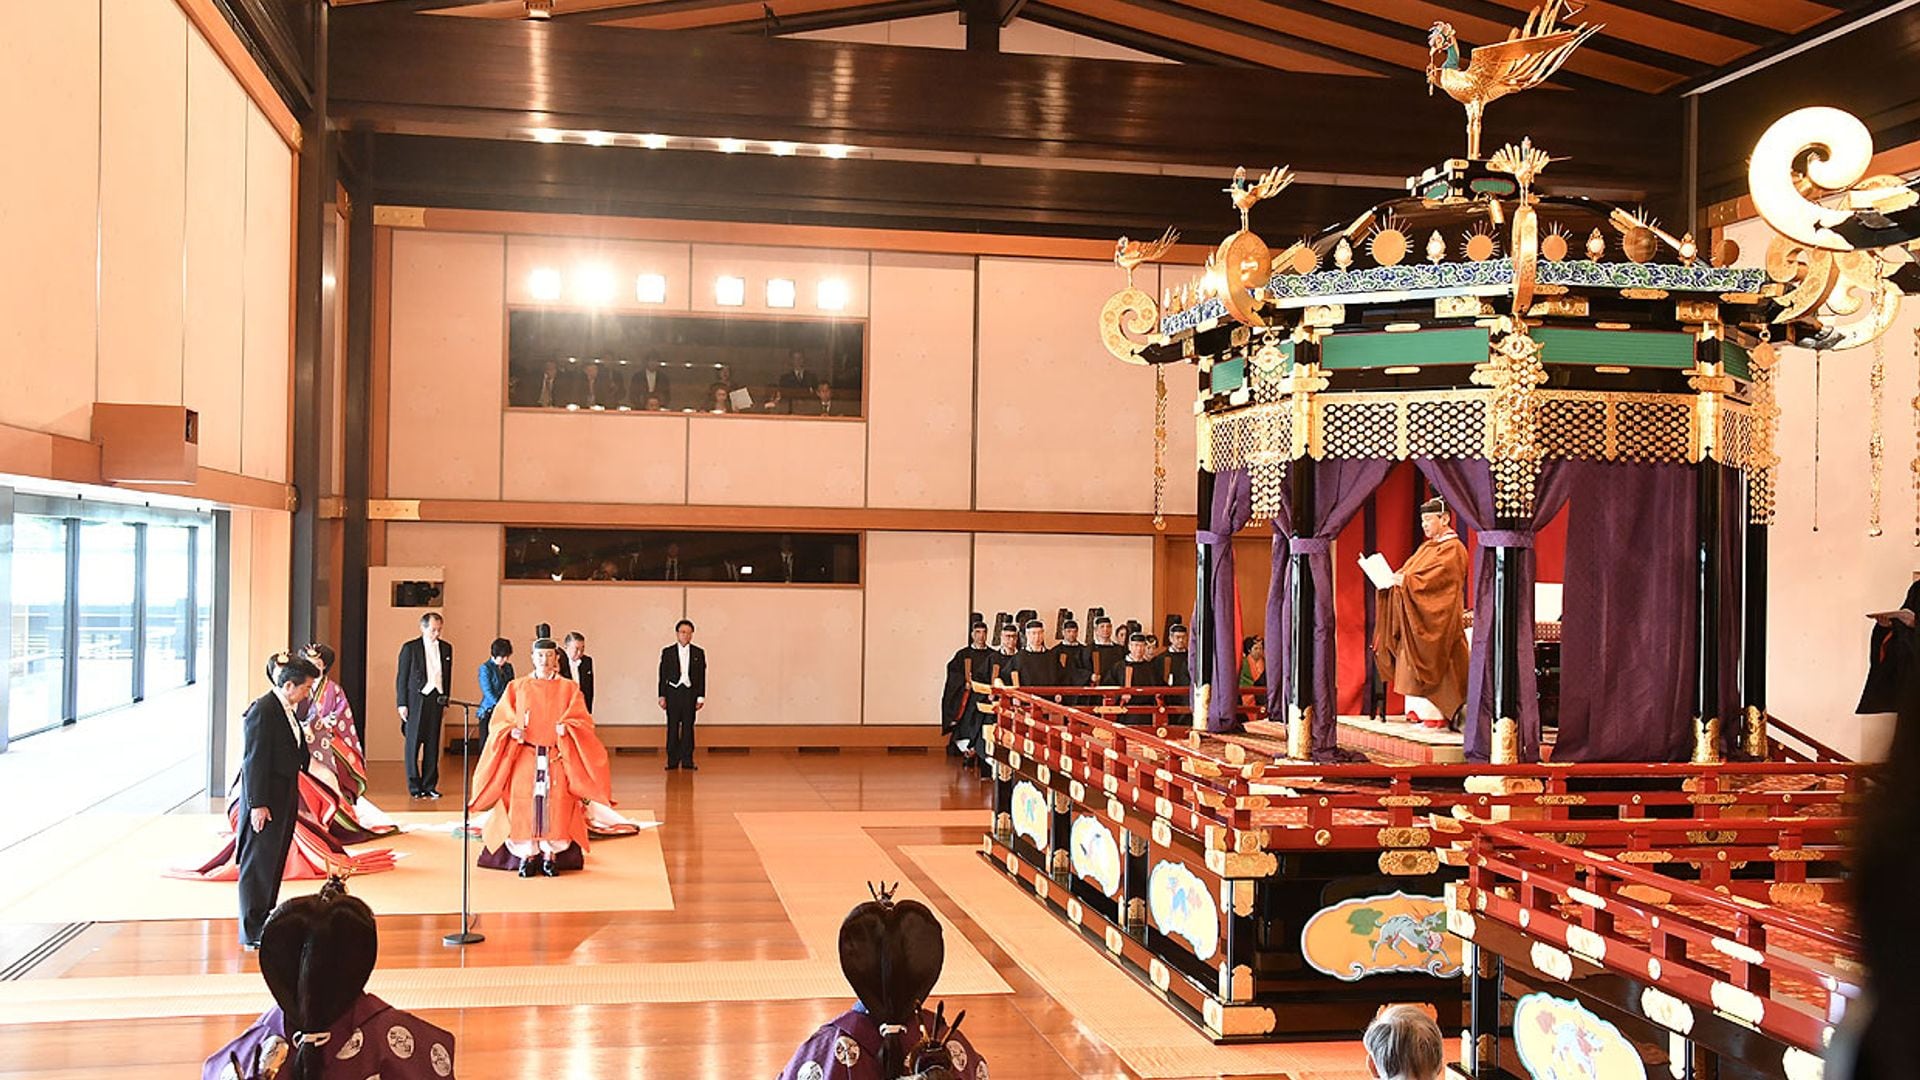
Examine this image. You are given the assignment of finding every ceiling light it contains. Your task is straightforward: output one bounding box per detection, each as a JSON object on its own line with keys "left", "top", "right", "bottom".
{"left": 768, "top": 141, "right": 797, "bottom": 157}
{"left": 715, "top": 275, "right": 746, "bottom": 306}
{"left": 820, "top": 144, "right": 851, "bottom": 159}
{"left": 636, "top": 273, "right": 668, "bottom": 304}
{"left": 817, "top": 278, "right": 850, "bottom": 311}
{"left": 525, "top": 0, "right": 554, "bottom": 18}
{"left": 583, "top": 130, "right": 611, "bottom": 147}
{"left": 575, "top": 264, "right": 618, "bottom": 306}
{"left": 716, "top": 138, "right": 746, "bottom": 154}
{"left": 640, "top": 133, "right": 669, "bottom": 150}
{"left": 531, "top": 128, "right": 562, "bottom": 144}
{"left": 528, "top": 267, "right": 563, "bottom": 301}
{"left": 766, "top": 278, "right": 796, "bottom": 308}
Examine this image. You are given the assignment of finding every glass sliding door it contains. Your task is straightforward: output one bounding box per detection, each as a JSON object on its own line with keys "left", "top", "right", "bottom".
{"left": 145, "top": 526, "right": 192, "bottom": 694}
{"left": 75, "top": 521, "right": 137, "bottom": 717}
{"left": 9, "top": 516, "right": 69, "bottom": 737}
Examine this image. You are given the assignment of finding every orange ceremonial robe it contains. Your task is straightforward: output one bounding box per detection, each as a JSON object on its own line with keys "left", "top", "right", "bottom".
{"left": 468, "top": 675, "right": 612, "bottom": 855}
{"left": 1372, "top": 534, "right": 1471, "bottom": 719}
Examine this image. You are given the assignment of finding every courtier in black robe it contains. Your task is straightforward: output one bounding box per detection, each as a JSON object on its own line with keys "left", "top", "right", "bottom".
{"left": 1860, "top": 581, "right": 1920, "bottom": 714}
{"left": 1089, "top": 622, "right": 1125, "bottom": 686}
{"left": 941, "top": 632, "right": 993, "bottom": 734}
{"left": 1101, "top": 636, "right": 1165, "bottom": 723}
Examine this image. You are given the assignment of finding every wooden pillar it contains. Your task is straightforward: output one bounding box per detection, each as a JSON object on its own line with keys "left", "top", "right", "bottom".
{"left": 1694, "top": 455, "right": 1725, "bottom": 764}
{"left": 1286, "top": 457, "right": 1316, "bottom": 759}
{"left": 1487, "top": 536, "right": 1524, "bottom": 764}
{"left": 289, "top": 5, "right": 330, "bottom": 645}
{"left": 1742, "top": 507, "right": 1769, "bottom": 758}
{"left": 1466, "top": 942, "right": 1503, "bottom": 1077}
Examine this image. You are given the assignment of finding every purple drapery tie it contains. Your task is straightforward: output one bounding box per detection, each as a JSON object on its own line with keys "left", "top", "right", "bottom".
{"left": 1477, "top": 531, "right": 1533, "bottom": 548}
{"left": 1288, "top": 538, "right": 1332, "bottom": 554}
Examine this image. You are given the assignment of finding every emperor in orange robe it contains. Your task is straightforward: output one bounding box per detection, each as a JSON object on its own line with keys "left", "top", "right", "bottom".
{"left": 1373, "top": 498, "right": 1471, "bottom": 729}
{"left": 468, "top": 639, "right": 612, "bottom": 876}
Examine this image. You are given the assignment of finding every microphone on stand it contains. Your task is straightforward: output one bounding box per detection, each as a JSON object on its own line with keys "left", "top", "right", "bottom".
{"left": 443, "top": 698, "right": 484, "bottom": 947}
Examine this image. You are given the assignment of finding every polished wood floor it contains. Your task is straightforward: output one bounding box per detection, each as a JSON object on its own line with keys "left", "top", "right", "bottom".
{"left": 0, "top": 749, "right": 1342, "bottom": 1079}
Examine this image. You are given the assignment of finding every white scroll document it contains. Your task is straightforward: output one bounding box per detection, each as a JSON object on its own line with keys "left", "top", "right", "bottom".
{"left": 1357, "top": 553, "right": 1397, "bottom": 589}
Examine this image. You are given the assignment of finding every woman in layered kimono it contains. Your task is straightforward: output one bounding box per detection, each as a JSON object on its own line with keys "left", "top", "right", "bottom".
{"left": 204, "top": 876, "right": 455, "bottom": 1079}
{"left": 171, "top": 645, "right": 396, "bottom": 883}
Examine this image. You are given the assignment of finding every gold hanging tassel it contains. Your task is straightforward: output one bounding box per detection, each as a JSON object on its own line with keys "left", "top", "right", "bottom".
{"left": 1870, "top": 335, "right": 1886, "bottom": 536}
{"left": 1812, "top": 352, "right": 1822, "bottom": 532}
{"left": 1912, "top": 327, "right": 1920, "bottom": 545}
{"left": 1152, "top": 364, "right": 1168, "bottom": 531}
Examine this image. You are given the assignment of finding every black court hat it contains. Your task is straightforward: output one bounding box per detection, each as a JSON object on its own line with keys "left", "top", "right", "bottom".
{"left": 1023, "top": 619, "right": 1044, "bottom": 630}
{"left": 1420, "top": 496, "right": 1447, "bottom": 516}
{"left": 1093, "top": 615, "right": 1113, "bottom": 626}
{"left": 1129, "top": 632, "right": 1151, "bottom": 644}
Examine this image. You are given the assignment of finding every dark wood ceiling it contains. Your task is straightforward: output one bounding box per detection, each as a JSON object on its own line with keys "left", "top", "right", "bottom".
{"left": 330, "top": 0, "right": 1886, "bottom": 93}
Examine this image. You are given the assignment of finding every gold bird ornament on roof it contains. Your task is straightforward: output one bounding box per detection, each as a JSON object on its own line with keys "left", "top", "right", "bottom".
{"left": 1427, "top": 1, "right": 1600, "bottom": 159}
{"left": 1224, "top": 165, "right": 1294, "bottom": 230}
{"left": 1114, "top": 226, "right": 1180, "bottom": 286}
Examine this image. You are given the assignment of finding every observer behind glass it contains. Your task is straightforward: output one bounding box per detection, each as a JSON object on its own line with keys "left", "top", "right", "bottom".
{"left": 237, "top": 651, "right": 321, "bottom": 949}
{"left": 395, "top": 611, "right": 454, "bottom": 800}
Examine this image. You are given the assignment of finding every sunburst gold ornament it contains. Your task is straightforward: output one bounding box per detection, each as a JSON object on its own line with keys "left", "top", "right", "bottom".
{"left": 1585, "top": 228, "right": 1606, "bottom": 261}
{"left": 1712, "top": 238, "right": 1741, "bottom": 268}
{"left": 1678, "top": 232, "right": 1697, "bottom": 263}
{"left": 1541, "top": 223, "right": 1570, "bottom": 262}
{"left": 1623, "top": 226, "right": 1658, "bottom": 264}
{"left": 1427, "top": 230, "right": 1448, "bottom": 264}
{"left": 1370, "top": 220, "right": 1409, "bottom": 267}
{"left": 1291, "top": 242, "right": 1320, "bottom": 275}
{"left": 1463, "top": 225, "right": 1499, "bottom": 262}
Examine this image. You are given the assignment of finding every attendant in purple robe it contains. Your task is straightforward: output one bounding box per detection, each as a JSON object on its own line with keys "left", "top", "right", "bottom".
{"left": 777, "top": 885, "right": 987, "bottom": 1080}
{"left": 203, "top": 877, "right": 454, "bottom": 1080}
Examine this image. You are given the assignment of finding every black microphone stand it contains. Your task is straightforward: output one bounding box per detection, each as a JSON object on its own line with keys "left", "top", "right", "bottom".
{"left": 442, "top": 698, "right": 484, "bottom": 946}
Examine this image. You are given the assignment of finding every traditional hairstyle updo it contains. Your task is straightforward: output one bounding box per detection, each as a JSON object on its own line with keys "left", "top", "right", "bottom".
{"left": 265, "top": 651, "right": 322, "bottom": 689}
{"left": 301, "top": 643, "right": 336, "bottom": 673}
{"left": 258, "top": 876, "right": 379, "bottom": 1080}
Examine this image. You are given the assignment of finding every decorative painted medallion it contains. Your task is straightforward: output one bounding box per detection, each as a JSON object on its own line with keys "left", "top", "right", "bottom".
{"left": 1513, "top": 992, "right": 1645, "bottom": 1080}
{"left": 1011, "top": 781, "right": 1049, "bottom": 850}
{"left": 1147, "top": 860, "right": 1219, "bottom": 961}
{"left": 1070, "top": 815, "right": 1122, "bottom": 899}
{"left": 1300, "top": 891, "right": 1464, "bottom": 981}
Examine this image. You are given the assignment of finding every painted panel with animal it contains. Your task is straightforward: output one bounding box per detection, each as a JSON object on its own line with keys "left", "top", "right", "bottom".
{"left": 1300, "top": 891, "right": 1464, "bottom": 981}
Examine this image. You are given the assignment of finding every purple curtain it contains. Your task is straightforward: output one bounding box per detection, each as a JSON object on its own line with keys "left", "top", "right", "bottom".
{"left": 1198, "top": 469, "right": 1252, "bottom": 732}
{"left": 1263, "top": 460, "right": 1396, "bottom": 755}
{"left": 1556, "top": 462, "right": 1695, "bottom": 762}
{"left": 1414, "top": 459, "right": 1572, "bottom": 763}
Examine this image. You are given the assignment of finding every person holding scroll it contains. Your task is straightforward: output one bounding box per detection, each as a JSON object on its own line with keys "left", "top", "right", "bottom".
{"left": 1371, "top": 497, "right": 1470, "bottom": 730}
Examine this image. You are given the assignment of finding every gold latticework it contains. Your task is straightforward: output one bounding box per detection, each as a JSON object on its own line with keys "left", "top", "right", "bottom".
{"left": 1869, "top": 335, "right": 1886, "bottom": 536}
{"left": 1715, "top": 404, "right": 1754, "bottom": 470}
{"left": 1749, "top": 341, "right": 1781, "bottom": 525}
{"left": 1318, "top": 400, "right": 1399, "bottom": 459}
{"left": 1405, "top": 398, "right": 1490, "bottom": 459}
{"left": 1538, "top": 397, "right": 1606, "bottom": 461}
{"left": 1153, "top": 365, "right": 1168, "bottom": 531}
{"left": 1613, "top": 399, "right": 1695, "bottom": 463}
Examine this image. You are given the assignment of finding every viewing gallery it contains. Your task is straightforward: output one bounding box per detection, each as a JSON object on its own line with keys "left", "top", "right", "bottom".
{"left": 0, "top": 1, "right": 1917, "bottom": 1078}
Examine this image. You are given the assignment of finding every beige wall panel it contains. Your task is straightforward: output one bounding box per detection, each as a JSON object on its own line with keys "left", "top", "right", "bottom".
{"left": 504, "top": 235, "right": 692, "bottom": 313}
{"left": 972, "top": 533, "right": 1155, "bottom": 635}
{"left": 688, "top": 244, "right": 869, "bottom": 317}
{"left": 866, "top": 253, "right": 973, "bottom": 509}
{"left": 686, "top": 417, "right": 866, "bottom": 507}
{"left": 240, "top": 106, "right": 293, "bottom": 483}
{"left": 225, "top": 508, "right": 292, "bottom": 771}
{"left": 98, "top": 0, "right": 188, "bottom": 407}
{"left": 387, "top": 230, "right": 507, "bottom": 499}
{"left": 499, "top": 583, "right": 687, "bottom": 728}
{"left": 977, "top": 257, "right": 1166, "bottom": 513}
{"left": 0, "top": 2, "right": 99, "bottom": 439}
{"left": 182, "top": 32, "right": 249, "bottom": 474}
{"left": 500, "top": 411, "right": 688, "bottom": 504}
{"left": 221, "top": 508, "right": 256, "bottom": 781}
{"left": 684, "top": 588, "right": 863, "bottom": 725}
{"left": 385, "top": 523, "right": 505, "bottom": 712}
{"left": 1730, "top": 219, "right": 1900, "bottom": 761}
{"left": 864, "top": 532, "right": 971, "bottom": 726}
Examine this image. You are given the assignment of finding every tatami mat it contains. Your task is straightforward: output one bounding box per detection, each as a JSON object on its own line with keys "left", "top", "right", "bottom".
{"left": 906, "top": 844, "right": 1452, "bottom": 1080}
{"left": 0, "top": 811, "right": 671, "bottom": 923}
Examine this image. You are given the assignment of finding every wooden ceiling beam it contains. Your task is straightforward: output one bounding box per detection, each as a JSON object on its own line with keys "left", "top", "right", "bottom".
{"left": 1599, "top": 0, "right": 1788, "bottom": 44}
{"left": 1018, "top": 4, "right": 1254, "bottom": 64}
{"left": 743, "top": 0, "right": 959, "bottom": 33}
{"left": 1059, "top": 0, "right": 1407, "bottom": 75}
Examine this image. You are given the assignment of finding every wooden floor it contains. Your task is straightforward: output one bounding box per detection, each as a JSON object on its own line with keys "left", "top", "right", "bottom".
{"left": 0, "top": 748, "right": 1358, "bottom": 1079}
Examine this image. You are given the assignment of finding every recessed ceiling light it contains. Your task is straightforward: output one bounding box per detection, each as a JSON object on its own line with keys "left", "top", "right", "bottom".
{"left": 641, "top": 133, "right": 669, "bottom": 150}
{"left": 715, "top": 275, "right": 746, "bottom": 306}
{"left": 528, "top": 267, "right": 563, "bottom": 301}
{"left": 820, "top": 144, "right": 852, "bottom": 159}
{"left": 766, "top": 278, "right": 796, "bottom": 308}
{"left": 583, "top": 130, "right": 611, "bottom": 147}
{"left": 575, "top": 265, "right": 618, "bottom": 306}
{"left": 817, "top": 278, "right": 850, "bottom": 311}
{"left": 716, "top": 138, "right": 746, "bottom": 154}
{"left": 531, "top": 128, "right": 562, "bottom": 144}
{"left": 525, "top": 0, "right": 554, "bottom": 18}
{"left": 768, "top": 141, "right": 797, "bottom": 157}
{"left": 636, "top": 273, "right": 668, "bottom": 304}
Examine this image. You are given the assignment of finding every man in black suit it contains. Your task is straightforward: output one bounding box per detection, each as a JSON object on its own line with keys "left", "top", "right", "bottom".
{"left": 237, "top": 651, "right": 321, "bottom": 948}
{"left": 561, "top": 630, "right": 595, "bottom": 712}
{"left": 395, "top": 611, "right": 454, "bottom": 799}
{"left": 657, "top": 618, "right": 707, "bottom": 771}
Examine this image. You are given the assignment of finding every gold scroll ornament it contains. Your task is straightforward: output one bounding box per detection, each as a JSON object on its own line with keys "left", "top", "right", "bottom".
{"left": 1100, "top": 227, "right": 1179, "bottom": 364}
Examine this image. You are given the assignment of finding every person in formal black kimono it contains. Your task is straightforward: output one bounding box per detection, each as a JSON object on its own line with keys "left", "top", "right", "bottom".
{"left": 1158, "top": 624, "right": 1192, "bottom": 688}
{"left": 236, "top": 651, "right": 322, "bottom": 949}
{"left": 986, "top": 624, "right": 1021, "bottom": 686}
{"left": 1859, "top": 579, "right": 1920, "bottom": 714}
{"left": 560, "top": 630, "right": 595, "bottom": 713}
{"left": 1101, "top": 632, "right": 1165, "bottom": 722}
{"left": 941, "top": 622, "right": 992, "bottom": 756}
{"left": 1089, "top": 616, "right": 1125, "bottom": 685}
{"left": 1051, "top": 619, "right": 1092, "bottom": 689}
{"left": 1013, "top": 619, "right": 1059, "bottom": 695}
